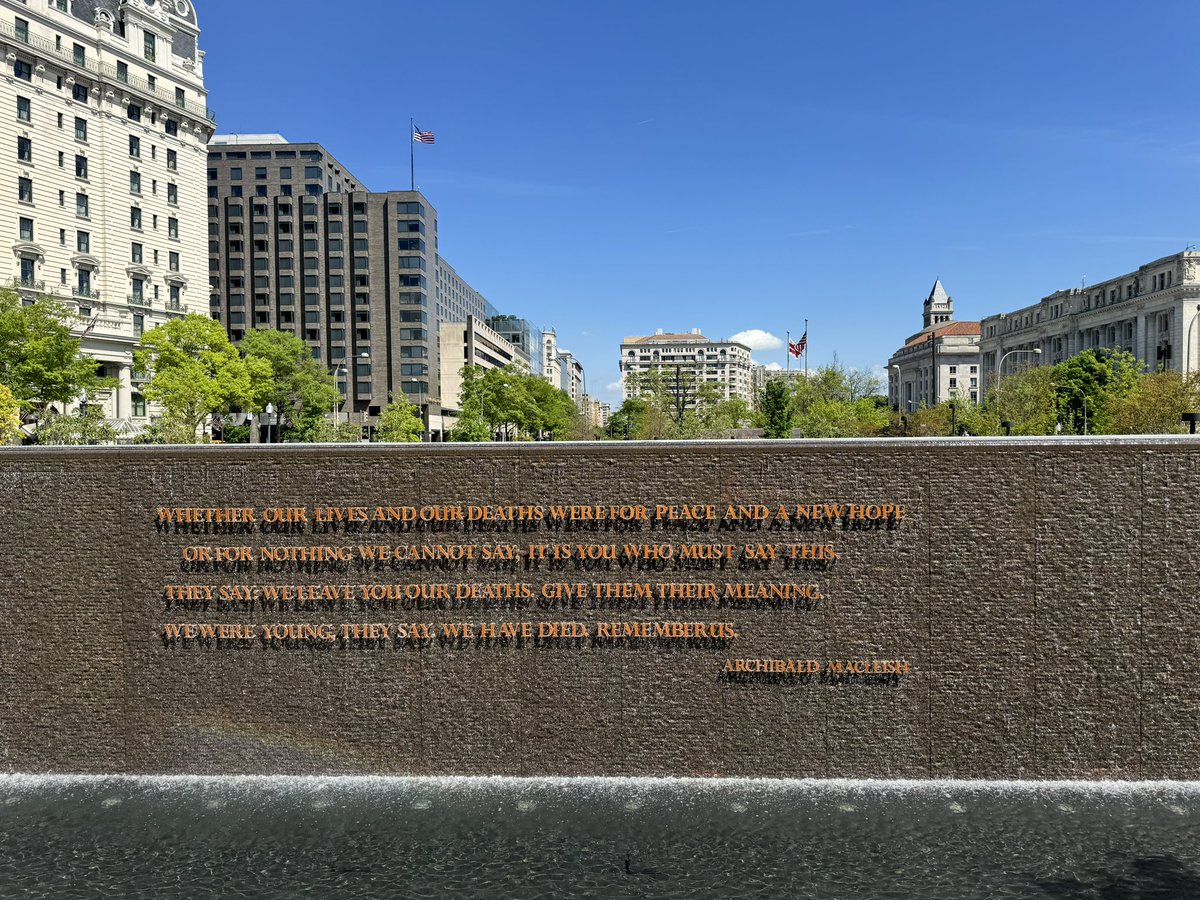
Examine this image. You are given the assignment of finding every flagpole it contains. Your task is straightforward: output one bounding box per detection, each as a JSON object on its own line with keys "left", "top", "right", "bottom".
{"left": 786, "top": 331, "right": 791, "bottom": 373}
{"left": 804, "top": 318, "right": 809, "bottom": 377}
{"left": 409, "top": 118, "right": 415, "bottom": 191}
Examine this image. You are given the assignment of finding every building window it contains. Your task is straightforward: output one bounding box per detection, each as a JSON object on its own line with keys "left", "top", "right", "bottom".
{"left": 18, "top": 177, "right": 32, "bottom": 204}
{"left": 17, "top": 96, "right": 30, "bottom": 122}
{"left": 77, "top": 231, "right": 89, "bottom": 253}
{"left": 74, "top": 117, "right": 87, "bottom": 141}
{"left": 72, "top": 83, "right": 88, "bottom": 104}
{"left": 168, "top": 217, "right": 178, "bottom": 239}
{"left": 129, "top": 136, "right": 140, "bottom": 158}
{"left": 14, "top": 18, "right": 28, "bottom": 42}
{"left": 132, "top": 394, "right": 146, "bottom": 417}
{"left": 75, "top": 154, "right": 88, "bottom": 179}
{"left": 133, "top": 314, "right": 144, "bottom": 337}
{"left": 127, "top": 103, "right": 142, "bottom": 122}
{"left": 167, "top": 183, "right": 177, "bottom": 204}
{"left": 230, "top": 167, "right": 242, "bottom": 180}
{"left": 167, "top": 149, "right": 177, "bottom": 171}
{"left": 165, "top": 118, "right": 178, "bottom": 137}
{"left": 18, "top": 217, "right": 33, "bottom": 241}
{"left": 143, "top": 31, "right": 156, "bottom": 62}
{"left": 16, "top": 136, "right": 32, "bottom": 163}
{"left": 116, "top": 61, "right": 128, "bottom": 83}
{"left": 14, "top": 60, "right": 31, "bottom": 82}
{"left": 131, "top": 242, "right": 142, "bottom": 263}
{"left": 72, "top": 44, "right": 85, "bottom": 66}
{"left": 76, "top": 193, "right": 88, "bottom": 217}
{"left": 129, "top": 171, "right": 141, "bottom": 194}
{"left": 130, "top": 207, "right": 142, "bottom": 229}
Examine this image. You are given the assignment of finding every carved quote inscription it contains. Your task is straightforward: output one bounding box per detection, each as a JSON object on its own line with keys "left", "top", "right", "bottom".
{"left": 155, "top": 501, "right": 911, "bottom": 686}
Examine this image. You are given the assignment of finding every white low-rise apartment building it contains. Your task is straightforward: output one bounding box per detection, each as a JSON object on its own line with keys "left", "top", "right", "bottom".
{"left": 619, "top": 328, "right": 753, "bottom": 405}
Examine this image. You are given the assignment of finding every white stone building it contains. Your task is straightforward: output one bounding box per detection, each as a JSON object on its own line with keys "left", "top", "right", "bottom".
{"left": 978, "top": 251, "right": 1200, "bottom": 395}
{"left": 542, "top": 327, "right": 561, "bottom": 387}
{"left": 1, "top": 0, "right": 212, "bottom": 432}
{"left": 887, "top": 280, "right": 981, "bottom": 410}
{"left": 619, "top": 328, "right": 754, "bottom": 405}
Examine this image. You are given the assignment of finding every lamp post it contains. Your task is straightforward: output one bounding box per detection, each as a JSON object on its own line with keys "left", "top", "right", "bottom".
{"left": 948, "top": 399, "right": 957, "bottom": 437}
{"left": 998, "top": 347, "right": 1043, "bottom": 382}
{"left": 1185, "top": 304, "right": 1200, "bottom": 375}
{"left": 330, "top": 351, "right": 370, "bottom": 430}
{"left": 891, "top": 364, "right": 902, "bottom": 416}
{"left": 264, "top": 403, "right": 274, "bottom": 444}
{"left": 408, "top": 377, "right": 426, "bottom": 442}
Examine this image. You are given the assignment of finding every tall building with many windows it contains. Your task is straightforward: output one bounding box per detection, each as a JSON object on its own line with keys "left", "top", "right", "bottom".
{"left": 1, "top": 0, "right": 213, "bottom": 431}
{"left": 207, "top": 135, "right": 516, "bottom": 440}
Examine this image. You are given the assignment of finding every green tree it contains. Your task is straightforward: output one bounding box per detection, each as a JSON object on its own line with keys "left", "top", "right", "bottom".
{"left": 238, "top": 329, "right": 340, "bottom": 440}
{"left": 760, "top": 378, "right": 793, "bottom": 438}
{"left": 622, "top": 367, "right": 731, "bottom": 438}
{"left": 134, "top": 314, "right": 270, "bottom": 443}
{"left": 1104, "top": 371, "right": 1200, "bottom": 435}
{"left": 523, "top": 374, "right": 579, "bottom": 439}
{"left": 0, "top": 290, "right": 107, "bottom": 410}
{"left": 989, "top": 364, "right": 1058, "bottom": 435}
{"left": 0, "top": 383, "right": 20, "bottom": 444}
{"left": 375, "top": 395, "right": 424, "bottom": 442}
{"left": 1051, "top": 348, "right": 1141, "bottom": 435}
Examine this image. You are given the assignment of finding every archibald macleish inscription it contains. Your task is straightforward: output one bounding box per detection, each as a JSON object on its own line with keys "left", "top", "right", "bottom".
{"left": 153, "top": 501, "right": 910, "bottom": 686}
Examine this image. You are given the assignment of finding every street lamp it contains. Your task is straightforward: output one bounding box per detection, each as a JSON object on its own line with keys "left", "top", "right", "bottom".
{"left": 890, "top": 364, "right": 902, "bottom": 414}
{"left": 264, "top": 403, "right": 274, "bottom": 444}
{"left": 948, "top": 399, "right": 957, "bottom": 437}
{"left": 330, "top": 351, "right": 370, "bottom": 427}
{"left": 408, "top": 377, "right": 426, "bottom": 442}
{"left": 998, "top": 347, "right": 1043, "bottom": 382}
{"left": 1185, "top": 304, "right": 1200, "bottom": 374}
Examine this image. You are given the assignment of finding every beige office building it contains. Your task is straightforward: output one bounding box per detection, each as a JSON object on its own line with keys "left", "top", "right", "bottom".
{"left": 0, "top": 0, "right": 213, "bottom": 431}
{"left": 438, "top": 315, "right": 520, "bottom": 428}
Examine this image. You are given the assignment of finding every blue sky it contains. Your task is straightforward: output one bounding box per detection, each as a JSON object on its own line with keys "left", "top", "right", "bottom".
{"left": 201, "top": 0, "right": 1199, "bottom": 403}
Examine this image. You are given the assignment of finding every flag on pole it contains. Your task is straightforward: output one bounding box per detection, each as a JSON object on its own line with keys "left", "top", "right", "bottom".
{"left": 412, "top": 129, "right": 436, "bottom": 144}
{"left": 789, "top": 331, "right": 807, "bottom": 357}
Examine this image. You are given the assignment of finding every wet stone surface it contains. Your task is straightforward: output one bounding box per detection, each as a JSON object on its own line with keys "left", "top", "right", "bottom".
{"left": 1, "top": 777, "right": 1199, "bottom": 898}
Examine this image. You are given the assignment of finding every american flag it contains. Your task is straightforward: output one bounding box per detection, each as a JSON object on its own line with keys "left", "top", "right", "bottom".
{"left": 412, "top": 129, "right": 435, "bottom": 144}
{"left": 789, "top": 332, "right": 807, "bottom": 358}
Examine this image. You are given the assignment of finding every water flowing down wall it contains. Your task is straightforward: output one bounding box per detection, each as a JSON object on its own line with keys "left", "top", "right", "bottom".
{"left": 0, "top": 439, "right": 1196, "bottom": 778}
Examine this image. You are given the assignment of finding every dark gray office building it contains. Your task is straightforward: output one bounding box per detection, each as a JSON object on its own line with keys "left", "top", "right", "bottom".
{"left": 207, "top": 134, "right": 489, "bottom": 437}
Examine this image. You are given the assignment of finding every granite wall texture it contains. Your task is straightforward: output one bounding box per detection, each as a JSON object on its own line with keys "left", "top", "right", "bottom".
{"left": 0, "top": 439, "right": 1195, "bottom": 778}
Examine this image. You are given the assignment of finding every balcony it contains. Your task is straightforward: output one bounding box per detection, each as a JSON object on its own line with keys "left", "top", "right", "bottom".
{"left": 165, "top": 298, "right": 184, "bottom": 314}
{"left": 17, "top": 278, "right": 45, "bottom": 292}
{"left": 128, "top": 294, "right": 151, "bottom": 307}
{"left": 0, "top": 19, "right": 217, "bottom": 124}
{"left": 72, "top": 287, "right": 100, "bottom": 300}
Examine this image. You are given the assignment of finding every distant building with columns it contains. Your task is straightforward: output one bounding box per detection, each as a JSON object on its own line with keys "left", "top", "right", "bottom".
{"left": 887, "top": 280, "right": 981, "bottom": 411}
{"left": 978, "top": 251, "right": 1200, "bottom": 396}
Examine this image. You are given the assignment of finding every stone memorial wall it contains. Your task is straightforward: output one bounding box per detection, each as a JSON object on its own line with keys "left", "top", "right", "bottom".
{"left": 0, "top": 440, "right": 1197, "bottom": 778}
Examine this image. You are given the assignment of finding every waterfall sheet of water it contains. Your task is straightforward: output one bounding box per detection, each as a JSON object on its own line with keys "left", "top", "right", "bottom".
{"left": 1, "top": 776, "right": 1198, "bottom": 899}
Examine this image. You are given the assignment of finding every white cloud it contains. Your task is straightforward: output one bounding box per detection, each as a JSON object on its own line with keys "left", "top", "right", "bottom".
{"left": 763, "top": 362, "right": 783, "bottom": 371}
{"left": 605, "top": 377, "right": 624, "bottom": 393}
{"left": 730, "top": 329, "right": 783, "bottom": 351}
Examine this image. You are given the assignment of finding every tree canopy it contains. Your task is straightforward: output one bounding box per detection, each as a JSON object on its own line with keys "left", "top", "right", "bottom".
{"left": 0, "top": 290, "right": 107, "bottom": 410}
{"left": 238, "top": 329, "right": 340, "bottom": 440}
{"left": 375, "top": 395, "right": 424, "bottom": 442}
{"left": 452, "top": 364, "right": 579, "bottom": 441}
{"left": 134, "top": 314, "right": 270, "bottom": 443}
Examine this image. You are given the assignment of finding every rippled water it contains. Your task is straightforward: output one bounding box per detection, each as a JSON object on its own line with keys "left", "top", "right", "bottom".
{"left": 1, "top": 777, "right": 1198, "bottom": 898}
